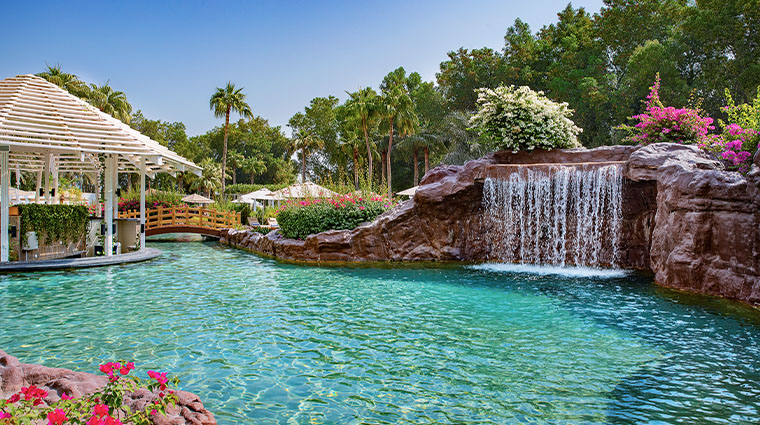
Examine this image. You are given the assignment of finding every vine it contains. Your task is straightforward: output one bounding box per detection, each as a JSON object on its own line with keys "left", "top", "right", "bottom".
{"left": 19, "top": 204, "right": 89, "bottom": 246}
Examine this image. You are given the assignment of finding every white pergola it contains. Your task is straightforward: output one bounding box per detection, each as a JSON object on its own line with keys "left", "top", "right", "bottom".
{"left": 0, "top": 74, "right": 201, "bottom": 262}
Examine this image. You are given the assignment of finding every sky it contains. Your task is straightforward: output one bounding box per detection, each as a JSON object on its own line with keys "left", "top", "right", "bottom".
{"left": 1, "top": 0, "right": 605, "bottom": 137}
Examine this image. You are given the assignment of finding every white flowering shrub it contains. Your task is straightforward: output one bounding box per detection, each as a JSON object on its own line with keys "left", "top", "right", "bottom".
{"left": 470, "top": 85, "right": 582, "bottom": 152}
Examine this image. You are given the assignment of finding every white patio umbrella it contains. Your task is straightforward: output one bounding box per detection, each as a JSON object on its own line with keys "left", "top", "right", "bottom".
{"left": 274, "top": 182, "right": 338, "bottom": 199}
{"left": 397, "top": 186, "right": 418, "bottom": 197}
{"left": 181, "top": 193, "right": 215, "bottom": 205}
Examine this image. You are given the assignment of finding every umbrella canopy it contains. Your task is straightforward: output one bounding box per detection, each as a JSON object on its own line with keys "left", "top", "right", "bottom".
{"left": 397, "top": 186, "right": 418, "bottom": 197}
{"left": 274, "top": 182, "right": 338, "bottom": 199}
{"left": 239, "top": 188, "right": 273, "bottom": 202}
{"left": 181, "top": 193, "right": 214, "bottom": 204}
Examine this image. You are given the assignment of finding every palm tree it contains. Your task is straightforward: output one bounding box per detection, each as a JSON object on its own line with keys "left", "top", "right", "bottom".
{"left": 380, "top": 85, "right": 417, "bottom": 199}
{"left": 288, "top": 113, "right": 324, "bottom": 183}
{"left": 88, "top": 83, "right": 132, "bottom": 123}
{"left": 338, "top": 133, "right": 364, "bottom": 190}
{"left": 37, "top": 65, "right": 88, "bottom": 97}
{"left": 227, "top": 150, "right": 244, "bottom": 185}
{"left": 241, "top": 156, "right": 267, "bottom": 184}
{"left": 190, "top": 158, "right": 223, "bottom": 198}
{"left": 345, "top": 87, "right": 379, "bottom": 184}
{"left": 210, "top": 82, "right": 253, "bottom": 195}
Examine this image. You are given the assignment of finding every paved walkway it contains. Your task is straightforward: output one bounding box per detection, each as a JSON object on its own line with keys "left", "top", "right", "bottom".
{"left": 0, "top": 248, "right": 162, "bottom": 272}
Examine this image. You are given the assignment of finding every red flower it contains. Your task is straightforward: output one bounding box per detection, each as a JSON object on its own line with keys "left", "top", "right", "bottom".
{"left": 21, "top": 385, "right": 48, "bottom": 401}
{"left": 47, "top": 408, "right": 67, "bottom": 425}
{"left": 93, "top": 403, "right": 109, "bottom": 418}
{"left": 7, "top": 393, "right": 20, "bottom": 403}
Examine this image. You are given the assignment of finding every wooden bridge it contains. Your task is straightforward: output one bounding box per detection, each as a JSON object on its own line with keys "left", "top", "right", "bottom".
{"left": 122, "top": 206, "right": 241, "bottom": 237}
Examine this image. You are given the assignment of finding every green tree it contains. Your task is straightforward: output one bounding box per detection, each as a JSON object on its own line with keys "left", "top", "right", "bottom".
{"left": 344, "top": 87, "right": 380, "bottom": 184}
{"left": 88, "top": 83, "right": 132, "bottom": 123}
{"left": 210, "top": 82, "right": 253, "bottom": 194}
{"left": 227, "top": 150, "right": 244, "bottom": 185}
{"left": 288, "top": 112, "right": 325, "bottom": 183}
{"left": 380, "top": 67, "right": 418, "bottom": 198}
{"left": 190, "top": 158, "right": 223, "bottom": 198}
{"left": 436, "top": 47, "right": 509, "bottom": 111}
{"left": 36, "top": 64, "right": 88, "bottom": 97}
{"left": 240, "top": 156, "right": 267, "bottom": 184}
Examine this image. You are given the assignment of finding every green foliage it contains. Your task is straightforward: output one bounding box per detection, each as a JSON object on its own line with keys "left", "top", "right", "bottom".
{"left": 470, "top": 85, "right": 582, "bottom": 151}
{"left": 255, "top": 205, "right": 279, "bottom": 224}
{"left": 19, "top": 204, "right": 89, "bottom": 245}
{"left": 213, "top": 198, "right": 251, "bottom": 226}
{"left": 277, "top": 197, "right": 391, "bottom": 240}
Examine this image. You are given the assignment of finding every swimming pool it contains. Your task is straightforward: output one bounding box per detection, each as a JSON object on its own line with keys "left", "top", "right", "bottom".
{"left": 2, "top": 242, "right": 759, "bottom": 424}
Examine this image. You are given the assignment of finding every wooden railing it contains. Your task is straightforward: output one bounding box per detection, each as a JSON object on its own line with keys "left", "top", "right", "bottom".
{"left": 121, "top": 206, "right": 240, "bottom": 232}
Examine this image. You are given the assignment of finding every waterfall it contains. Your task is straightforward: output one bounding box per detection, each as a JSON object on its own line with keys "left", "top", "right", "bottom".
{"left": 482, "top": 164, "right": 623, "bottom": 267}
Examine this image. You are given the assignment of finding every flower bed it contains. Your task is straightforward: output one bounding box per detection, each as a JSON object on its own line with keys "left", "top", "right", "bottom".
{"left": 0, "top": 361, "right": 178, "bottom": 425}
{"left": 276, "top": 195, "right": 394, "bottom": 240}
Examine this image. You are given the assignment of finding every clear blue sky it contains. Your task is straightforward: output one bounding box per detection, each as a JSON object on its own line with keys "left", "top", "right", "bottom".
{"left": 1, "top": 0, "right": 605, "bottom": 137}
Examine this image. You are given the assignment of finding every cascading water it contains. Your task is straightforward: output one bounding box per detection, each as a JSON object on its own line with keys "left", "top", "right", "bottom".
{"left": 482, "top": 164, "right": 623, "bottom": 267}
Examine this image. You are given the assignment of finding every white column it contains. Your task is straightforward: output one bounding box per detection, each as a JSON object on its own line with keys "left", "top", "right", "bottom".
{"left": 1, "top": 146, "right": 9, "bottom": 262}
{"left": 94, "top": 171, "right": 101, "bottom": 217}
{"left": 35, "top": 170, "right": 42, "bottom": 203}
{"left": 43, "top": 152, "right": 51, "bottom": 204}
{"left": 140, "top": 157, "right": 146, "bottom": 250}
{"left": 112, "top": 159, "right": 118, "bottom": 219}
{"left": 104, "top": 154, "right": 114, "bottom": 257}
{"left": 52, "top": 156, "right": 59, "bottom": 204}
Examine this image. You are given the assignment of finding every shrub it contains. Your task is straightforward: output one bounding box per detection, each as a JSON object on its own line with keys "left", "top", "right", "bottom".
{"left": 212, "top": 198, "right": 251, "bottom": 225}
{"left": 0, "top": 361, "right": 178, "bottom": 425}
{"left": 277, "top": 196, "right": 393, "bottom": 240}
{"left": 620, "top": 74, "right": 715, "bottom": 145}
{"left": 19, "top": 204, "right": 89, "bottom": 245}
{"left": 469, "top": 85, "right": 582, "bottom": 152}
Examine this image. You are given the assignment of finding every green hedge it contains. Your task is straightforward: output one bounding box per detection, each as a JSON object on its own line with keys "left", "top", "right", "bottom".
{"left": 277, "top": 198, "right": 390, "bottom": 240}
{"left": 19, "top": 204, "right": 89, "bottom": 245}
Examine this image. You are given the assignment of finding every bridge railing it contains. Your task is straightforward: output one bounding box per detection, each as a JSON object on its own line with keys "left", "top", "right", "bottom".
{"left": 122, "top": 206, "right": 240, "bottom": 231}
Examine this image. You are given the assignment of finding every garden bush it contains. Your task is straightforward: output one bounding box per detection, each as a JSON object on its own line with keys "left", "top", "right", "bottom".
{"left": 620, "top": 74, "right": 715, "bottom": 145}
{"left": 223, "top": 183, "right": 288, "bottom": 195}
{"left": 19, "top": 204, "right": 89, "bottom": 245}
{"left": 277, "top": 196, "right": 393, "bottom": 240}
{"left": 0, "top": 361, "right": 178, "bottom": 425}
{"left": 469, "top": 85, "right": 582, "bottom": 152}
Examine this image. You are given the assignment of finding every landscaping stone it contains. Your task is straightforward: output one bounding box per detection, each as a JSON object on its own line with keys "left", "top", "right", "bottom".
{"left": 0, "top": 350, "right": 216, "bottom": 425}
{"left": 222, "top": 143, "right": 760, "bottom": 305}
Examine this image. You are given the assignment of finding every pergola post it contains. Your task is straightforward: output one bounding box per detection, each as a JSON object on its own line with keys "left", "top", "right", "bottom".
{"left": 1, "top": 145, "right": 9, "bottom": 262}
{"left": 43, "top": 152, "right": 51, "bottom": 204}
{"left": 104, "top": 154, "right": 114, "bottom": 257}
{"left": 112, "top": 160, "right": 118, "bottom": 220}
{"left": 35, "top": 170, "right": 41, "bottom": 204}
{"left": 52, "top": 155, "right": 59, "bottom": 204}
{"left": 140, "top": 157, "right": 146, "bottom": 249}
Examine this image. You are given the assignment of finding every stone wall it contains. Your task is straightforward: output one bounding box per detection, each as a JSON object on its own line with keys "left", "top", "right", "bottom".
{"left": 221, "top": 143, "right": 760, "bottom": 305}
{"left": 0, "top": 350, "right": 216, "bottom": 425}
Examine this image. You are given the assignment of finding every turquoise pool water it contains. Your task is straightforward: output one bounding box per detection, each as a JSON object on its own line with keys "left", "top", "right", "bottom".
{"left": 2, "top": 242, "right": 760, "bottom": 424}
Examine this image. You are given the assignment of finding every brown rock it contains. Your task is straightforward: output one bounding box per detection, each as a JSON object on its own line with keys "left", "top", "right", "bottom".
{"left": 0, "top": 350, "right": 215, "bottom": 425}
{"left": 221, "top": 142, "right": 760, "bottom": 305}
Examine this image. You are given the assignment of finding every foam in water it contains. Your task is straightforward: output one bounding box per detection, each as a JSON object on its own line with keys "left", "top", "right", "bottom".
{"left": 469, "top": 263, "right": 629, "bottom": 278}
{"left": 482, "top": 164, "right": 623, "bottom": 267}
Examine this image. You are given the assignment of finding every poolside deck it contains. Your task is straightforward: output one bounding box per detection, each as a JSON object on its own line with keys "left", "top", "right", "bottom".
{"left": 0, "top": 248, "right": 162, "bottom": 272}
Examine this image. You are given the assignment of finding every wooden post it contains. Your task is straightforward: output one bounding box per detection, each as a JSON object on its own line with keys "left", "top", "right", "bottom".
{"left": 44, "top": 152, "right": 51, "bottom": 204}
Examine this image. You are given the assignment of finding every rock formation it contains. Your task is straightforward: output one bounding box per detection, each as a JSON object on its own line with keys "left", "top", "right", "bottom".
{"left": 221, "top": 143, "right": 760, "bottom": 305}
{"left": 0, "top": 350, "right": 216, "bottom": 425}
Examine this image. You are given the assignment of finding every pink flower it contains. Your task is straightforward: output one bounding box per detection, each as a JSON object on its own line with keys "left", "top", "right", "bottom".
{"left": 7, "top": 393, "right": 20, "bottom": 404}
{"left": 93, "top": 403, "right": 110, "bottom": 418}
{"left": 0, "top": 412, "right": 11, "bottom": 419}
{"left": 47, "top": 408, "right": 67, "bottom": 425}
{"left": 60, "top": 393, "right": 74, "bottom": 401}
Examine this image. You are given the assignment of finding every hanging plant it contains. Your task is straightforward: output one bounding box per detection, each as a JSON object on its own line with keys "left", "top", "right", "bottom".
{"left": 18, "top": 204, "right": 89, "bottom": 245}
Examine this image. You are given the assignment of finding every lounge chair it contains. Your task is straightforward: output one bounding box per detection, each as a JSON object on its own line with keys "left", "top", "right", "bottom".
{"left": 248, "top": 217, "right": 260, "bottom": 227}
{"left": 267, "top": 218, "right": 279, "bottom": 228}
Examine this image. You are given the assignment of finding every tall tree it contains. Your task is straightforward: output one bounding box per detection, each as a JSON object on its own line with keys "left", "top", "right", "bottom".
{"left": 380, "top": 68, "right": 418, "bottom": 198}
{"left": 88, "top": 83, "right": 132, "bottom": 123}
{"left": 241, "top": 156, "right": 267, "bottom": 184}
{"left": 210, "top": 82, "right": 253, "bottom": 195}
{"left": 37, "top": 65, "right": 88, "bottom": 97}
{"left": 345, "top": 87, "right": 380, "bottom": 184}
{"left": 288, "top": 112, "right": 324, "bottom": 183}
